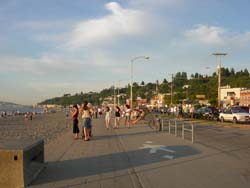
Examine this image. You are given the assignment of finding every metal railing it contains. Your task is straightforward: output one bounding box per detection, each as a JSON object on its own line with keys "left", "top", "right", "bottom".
{"left": 160, "top": 118, "right": 194, "bottom": 143}
{"left": 182, "top": 121, "right": 194, "bottom": 143}
{"left": 168, "top": 119, "right": 177, "bottom": 136}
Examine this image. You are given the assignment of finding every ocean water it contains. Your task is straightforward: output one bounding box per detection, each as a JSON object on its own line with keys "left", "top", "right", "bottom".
{"left": 0, "top": 106, "right": 44, "bottom": 114}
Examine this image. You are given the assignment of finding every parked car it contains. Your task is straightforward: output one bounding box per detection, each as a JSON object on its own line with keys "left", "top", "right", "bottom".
{"left": 239, "top": 106, "right": 250, "bottom": 114}
{"left": 219, "top": 107, "right": 250, "bottom": 123}
{"left": 193, "top": 106, "right": 219, "bottom": 120}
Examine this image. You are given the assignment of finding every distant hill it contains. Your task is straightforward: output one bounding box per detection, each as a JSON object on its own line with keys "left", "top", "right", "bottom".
{"left": 0, "top": 101, "right": 31, "bottom": 111}
{"left": 39, "top": 67, "right": 250, "bottom": 106}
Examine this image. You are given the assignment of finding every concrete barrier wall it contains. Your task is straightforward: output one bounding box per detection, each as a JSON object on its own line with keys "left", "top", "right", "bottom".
{"left": 0, "top": 139, "right": 45, "bottom": 188}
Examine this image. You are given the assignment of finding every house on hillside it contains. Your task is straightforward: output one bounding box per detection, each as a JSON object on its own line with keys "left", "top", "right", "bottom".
{"left": 63, "top": 94, "right": 71, "bottom": 97}
{"left": 240, "top": 89, "right": 250, "bottom": 106}
{"left": 220, "top": 85, "right": 245, "bottom": 106}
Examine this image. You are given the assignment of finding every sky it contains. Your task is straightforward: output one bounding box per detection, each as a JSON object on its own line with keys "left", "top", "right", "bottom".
{"left": 0, "top": 0, "right": 250, "bottom": 105}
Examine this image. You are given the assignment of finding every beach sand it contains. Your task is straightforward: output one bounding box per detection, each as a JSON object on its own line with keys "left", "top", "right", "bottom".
{"left": 0, "top": 112, "right": 71, "bottom": 144}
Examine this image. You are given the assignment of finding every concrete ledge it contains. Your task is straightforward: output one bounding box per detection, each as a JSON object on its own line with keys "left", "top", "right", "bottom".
{"left": 0, "top": 139, "right": 45, "bottom": 188}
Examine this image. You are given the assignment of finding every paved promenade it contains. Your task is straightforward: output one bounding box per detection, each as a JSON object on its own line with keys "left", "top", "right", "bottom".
{"left": 29, "top": 117, "right": 250, "bottom": 188}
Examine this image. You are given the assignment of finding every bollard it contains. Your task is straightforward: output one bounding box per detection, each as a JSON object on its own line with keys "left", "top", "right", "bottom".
{"left": 182, "top": 122, "right": 184, "bottom": 139}
{"left": 175, "top": 120, "right": 177, "bottom": 137}
{"left": 161, "top": 119, "right": 164, "bottom": 132}
{"left": 168, "top": 120, "right": 171, "bottom": 134}
{"left": 157, "top": 118, "right": 162, "bottom": 131}
{"left": 192, "top": 123, "right": 194, "bottom": 143}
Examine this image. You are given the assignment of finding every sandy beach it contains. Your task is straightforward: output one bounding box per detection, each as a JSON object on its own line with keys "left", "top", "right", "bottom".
{"left": 0, "top": 112, "right": 71, "bottom": 144}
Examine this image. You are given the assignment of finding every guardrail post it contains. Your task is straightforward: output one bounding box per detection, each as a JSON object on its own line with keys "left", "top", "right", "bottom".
{"left": 175, "top": 120, "right": 177, "bottom": 137}
{"left": 191, "top": 123, "right": 194, "bottom": 143}
{"left": 182, "top": 122, "right": 184, "bottom": 139}
{"left": 168, "top": 120, "right": 171, "bottom": 134}
{"left": 161, "top": 119, "right": 164, "bottom": 132}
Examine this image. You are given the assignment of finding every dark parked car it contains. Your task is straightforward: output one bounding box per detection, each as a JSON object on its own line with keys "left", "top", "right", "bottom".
{"left": 239, "top": 106, "right": 250, "bottom": 114}
{"left": 193, "top": 106, "right": 219, "bottom": 120}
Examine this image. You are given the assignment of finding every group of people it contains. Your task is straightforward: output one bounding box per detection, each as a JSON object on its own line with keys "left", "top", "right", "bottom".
{"left": 104, "top": 104, "right": 145, "bottom": 129}
{"left": 70, "top": 101, "right": 93, "bottom": 141}
{"left": 104, "top": 104, "right": 129, "bottom": 129}
{"left": 168, "top": 104, "right": 195, "bottom": 118}
{"left": 69, "top": 102, "right": 145, "bottom": 141}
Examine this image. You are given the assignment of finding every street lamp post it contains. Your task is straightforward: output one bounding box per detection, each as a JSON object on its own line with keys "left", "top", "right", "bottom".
{"left": 212, "top": 53, "right": 227, "bottom": 108}
{"left": 117, "top": 83, "right": 120, "bottom": 106}
{"left": 117, "top": 79, "right": 126, "bottom": 106}
{"left": 183, "top": 85, "right": 190, "bottom": 100}
{"left": 113, "top": 86, "right": 116, "bottom": 108}
{"left": 130, "top": 56, "right": 150, "bottom": 108}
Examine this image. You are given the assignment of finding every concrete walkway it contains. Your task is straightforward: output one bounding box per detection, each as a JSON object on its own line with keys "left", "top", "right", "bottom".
{"left": 29, "top": 117, "right": 250, "bottom": 188}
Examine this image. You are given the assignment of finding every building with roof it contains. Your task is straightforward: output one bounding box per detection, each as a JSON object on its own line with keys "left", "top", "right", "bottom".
{"left": 240, "top": 89, "right": 250, "bottom": 106}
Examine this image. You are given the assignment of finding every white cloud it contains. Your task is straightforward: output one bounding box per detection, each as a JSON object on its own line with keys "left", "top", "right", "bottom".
{"left": 0, "top": 56, "right": 41, "bottom": 73}
{"left": 229, "top": 32, "right": 250, "bottom": 47}
{"left": 0, "top": 52, "right": 129, "bottom": 76}
{"left": 27, "top": 81, "right": 109, "bottom": 96}
{"left": 129, "top": 0, "right": 180, "bottom": 6}
{"left": 17, "top": 20, "right": 75, "bottom": 31}
{"left": 185, "top": 24, "right": 250, "bottom": 47}
{"left": 185, "top": 25, "right": 224, "bottom": 45}
{"left": 66, "top": 2, "right": 146, "bottom": 49}
{"left": 0, "top": 55, "right": 83, "bottom": 75}
{"left": 34, "top": 33, "right": 68, "bottom": 42}
{"left": 28, "top": 82, "right": 84, "bottom": 93}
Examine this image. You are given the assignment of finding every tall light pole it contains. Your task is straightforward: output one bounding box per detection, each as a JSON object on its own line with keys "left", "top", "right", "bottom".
{"left": 117, "top": 81, "right": 120, "bottom": 106}
{"left": 212, "top": 53, "right": 227, "bottom": 108}
{"left": 130, "top": 56, "right": 150, "bottom": 108}
{"left": 117, "top": 79, "right": 126, "bottom": 106}
{"left": 113, "top": 86, "right": 116, "bottom": 108}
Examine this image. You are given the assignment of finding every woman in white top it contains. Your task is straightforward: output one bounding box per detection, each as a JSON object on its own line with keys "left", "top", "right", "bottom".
{"left": 105, "top": 106, "right": 111, "bottom": 129}
{"left": 80, "top": 101, "right": 93, "bottom": 141}
{"left": 124, "top": 104, "right": 131, "bottom": 128}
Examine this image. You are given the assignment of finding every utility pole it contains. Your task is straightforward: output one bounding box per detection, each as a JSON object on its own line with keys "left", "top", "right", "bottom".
{"left": 212, "top": 53, "right": 227, "bottom": 108}
{"left": 117, "top": 83, "right": 120, "bottom": 106}
{"left": 156, "top": 80, "right": 159, "bottom": 94}
{"left": 114, "top": 86, "right": 116, "bottom": 108}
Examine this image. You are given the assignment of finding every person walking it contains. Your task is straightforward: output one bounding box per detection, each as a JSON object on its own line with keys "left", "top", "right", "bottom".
{"left": 114, "top": 106, "right": 121, "bottom": 128}
{"left": 80, "top": 101, "right": 93, "bottom": 141}
{"left": 70, "top": 104, "right": 79, "bottom": 139}
{"left": 105, "top": 106, "right": 111, "bottom": 129}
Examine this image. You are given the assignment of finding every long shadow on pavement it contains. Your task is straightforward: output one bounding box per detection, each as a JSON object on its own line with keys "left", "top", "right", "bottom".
{"left": 93, "top": 129, "right": 158, "bottom": 141}
{"left": 31, "top": 145, "right": 200, "bottom": 186}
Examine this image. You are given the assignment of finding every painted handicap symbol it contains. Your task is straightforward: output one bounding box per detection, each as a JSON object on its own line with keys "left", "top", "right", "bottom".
{"left": 140, "top": 141, "right": 175, "bottom": 160}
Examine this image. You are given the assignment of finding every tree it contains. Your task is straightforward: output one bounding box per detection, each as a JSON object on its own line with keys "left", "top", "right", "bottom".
{"left": 230, "top": 68, "right": 235, "bottom": 76}
{"left": 163, "top": 78, "right": 168, "bottom": 84}
{"left": 39, "top": 67, "right": 250, "bottom": 107}
{"left": 244, "top": 68, "right": 249, "bottom": 76}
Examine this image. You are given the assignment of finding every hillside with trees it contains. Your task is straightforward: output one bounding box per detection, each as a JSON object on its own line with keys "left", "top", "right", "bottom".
{"left": 39, "top": 68, "right": 250, "bottom": 106}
